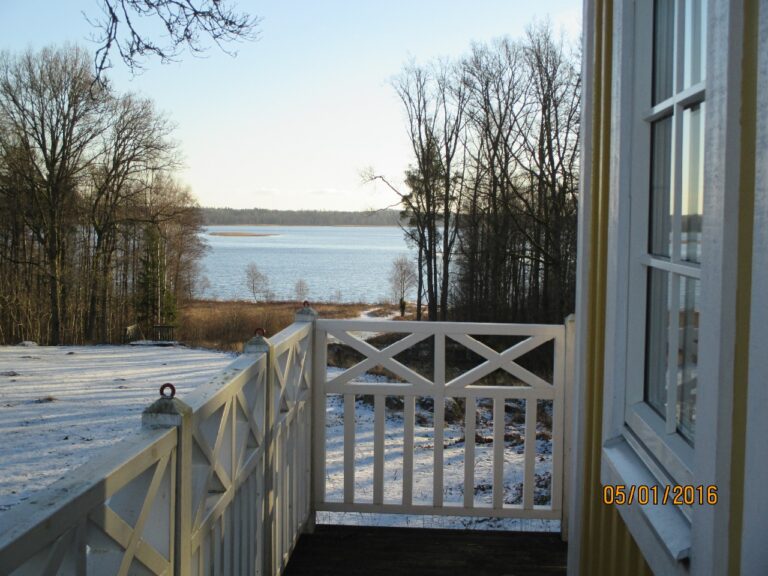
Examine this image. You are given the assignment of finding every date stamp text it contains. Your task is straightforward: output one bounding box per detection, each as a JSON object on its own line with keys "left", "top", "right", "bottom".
{"left": 602, "top": 484, "right": 718, "bottom": 506}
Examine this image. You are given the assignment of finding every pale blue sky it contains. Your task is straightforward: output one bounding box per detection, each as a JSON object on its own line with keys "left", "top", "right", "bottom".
{"left": 0, "top": 1, "right": 580, "bottom": 211}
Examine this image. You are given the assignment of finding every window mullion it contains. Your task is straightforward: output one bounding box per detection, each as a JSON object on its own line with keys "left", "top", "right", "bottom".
{"left": 666, "top": 0, "right": 686, "bottom": 437}
{"left": 640, "top": 254, "right": 701, "bottom": 278}
{"left": 645, "top": 84, "right": 706, "bottom": 122}
{"left": 672, "top": 103, "right": 684, "bottom": 263}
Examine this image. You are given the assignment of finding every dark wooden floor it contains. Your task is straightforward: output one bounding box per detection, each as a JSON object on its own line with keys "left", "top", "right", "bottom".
{"left": 284, "top": 525, "right": 567, "bottom": 576}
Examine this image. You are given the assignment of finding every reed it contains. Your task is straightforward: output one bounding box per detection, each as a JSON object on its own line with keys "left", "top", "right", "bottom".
{"left": 177, "top": 299, "right": 387, "bottom": 352}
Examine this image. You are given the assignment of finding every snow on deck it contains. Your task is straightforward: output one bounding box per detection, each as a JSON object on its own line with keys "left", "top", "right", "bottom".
{"left": 0, "top": 344, "right": 233, "bottom": 515}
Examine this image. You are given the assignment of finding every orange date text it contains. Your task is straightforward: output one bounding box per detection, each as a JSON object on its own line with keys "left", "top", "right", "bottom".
{"left": 602, "top": 484, "right": 718, "bottom": 506}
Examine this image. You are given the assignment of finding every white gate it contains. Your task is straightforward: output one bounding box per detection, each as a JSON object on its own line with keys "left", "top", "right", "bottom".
{"left": 312, "top": 319, "right": 570, "bottom": 521}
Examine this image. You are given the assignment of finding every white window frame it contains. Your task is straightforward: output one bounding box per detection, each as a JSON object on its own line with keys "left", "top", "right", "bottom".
{"left": 622, "top": 0, "right": 705, "bottom": 498}
{"left": 600, "top": 0, "right": 743, "bottom": 575}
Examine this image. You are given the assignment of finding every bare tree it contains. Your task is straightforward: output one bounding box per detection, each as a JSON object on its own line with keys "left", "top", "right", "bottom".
{"left": 87, "top": 0, "right": 261, "bottom": 80}
{"left": 244, "top": 262, "right": 269, "bottom": 301}
{"left": 0, "top": 45, "right": 209, "bottom": 345}
{"left": 0, "top": 46, "right": 108, "bottom": 344}
{"left": 84, "top": 92, "right": 176, "bottom": 341}
{"left": 390, "top": 60, "right": 467, "bottom": 321}
{"left": 294, "top": 279, "right": 309, "bottom": 302}
{"left": 389, "top": 254, "right": 416, "bottom": 316}
{"left": 453, "top": 25, "right": 580, "bottom": 323}
{"left": 376, "top": 24, "right": 580, "bottom": 325}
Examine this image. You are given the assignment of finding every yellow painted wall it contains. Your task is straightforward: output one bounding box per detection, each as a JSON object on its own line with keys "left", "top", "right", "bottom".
{"left": 576, "top": 0, "right": 652, "bottom": 573}
{"left": 728, "top": 0, "right": 758, "bottom": 573}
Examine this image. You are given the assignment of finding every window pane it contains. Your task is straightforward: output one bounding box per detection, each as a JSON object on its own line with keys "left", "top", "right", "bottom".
{"left": 645, "top": 268, "right": 670, "bottom": 417}
{"left": 684, "top": 0, "right": 707, "bottom": 87}
{"left": 682, "top": 104, "right": 704, "bottom": 263}
{"left": 677, "top": 277, "right": 698, "bottom": 444}
{"left": 653, "top": 0, "right": 676, "bottom": 104}
{"left": 649, "top": 116, "right": 673, "bottom": 257}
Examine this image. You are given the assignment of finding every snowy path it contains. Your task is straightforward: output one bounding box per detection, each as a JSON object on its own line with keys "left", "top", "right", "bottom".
{"left": 326, "top": 307, "right": 398, "bottom": 342}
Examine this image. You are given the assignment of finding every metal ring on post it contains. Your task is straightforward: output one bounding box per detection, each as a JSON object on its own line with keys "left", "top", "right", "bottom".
{"left": 159, "top": 383, "right": 176, "bottom": 399}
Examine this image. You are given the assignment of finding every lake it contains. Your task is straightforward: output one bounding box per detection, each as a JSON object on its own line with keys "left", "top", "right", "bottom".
{"left": 199, "top": 226, "right": 414, "bottom": 303}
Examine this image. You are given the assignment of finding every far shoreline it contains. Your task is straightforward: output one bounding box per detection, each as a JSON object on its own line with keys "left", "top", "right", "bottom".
{"left": 203, "top": 224, "right": 402, "bottom": 228}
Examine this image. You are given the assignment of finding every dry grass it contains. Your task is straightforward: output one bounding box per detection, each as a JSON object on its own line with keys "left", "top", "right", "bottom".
{"left": 177, "top": 299, "right": 393, "bottom": 352}
{"left": 393, "top": 303, "right": 427, "bottom": 321}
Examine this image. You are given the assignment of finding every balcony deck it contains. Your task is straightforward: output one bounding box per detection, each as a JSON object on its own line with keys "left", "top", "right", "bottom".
{"left": 284, "top": 525, "right": 567, "bottom": 576}
{"left": 0, "top": 317, "right": 575, "bottom": 575}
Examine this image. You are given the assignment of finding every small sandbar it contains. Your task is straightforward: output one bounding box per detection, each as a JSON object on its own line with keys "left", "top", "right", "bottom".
{"left": 208, "top": 232, "right": 278, "bottom": 237}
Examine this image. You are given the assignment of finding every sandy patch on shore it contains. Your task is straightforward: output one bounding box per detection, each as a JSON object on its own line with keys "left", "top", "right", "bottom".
{"left": 208, "top": 232, "right": 278, "bottom": 237}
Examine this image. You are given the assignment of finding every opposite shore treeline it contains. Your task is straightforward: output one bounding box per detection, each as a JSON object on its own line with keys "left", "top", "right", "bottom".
{"left": 202, "top": 207, "right": 403, "bottom": 227}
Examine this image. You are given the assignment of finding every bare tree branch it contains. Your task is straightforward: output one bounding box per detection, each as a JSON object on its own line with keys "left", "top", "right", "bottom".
{"left": 84, "top": 0, "right": 261, "bottom": 82}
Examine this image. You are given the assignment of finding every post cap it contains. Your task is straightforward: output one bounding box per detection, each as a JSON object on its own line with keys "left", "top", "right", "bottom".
{"left": 244, "top": 333, "right": 269, "bottom": 354}
{"left": 295, "top": 302, "right": 318, "bottom": 321}
{"left": 142, "top": 393, "right": 191, "bottom": 428}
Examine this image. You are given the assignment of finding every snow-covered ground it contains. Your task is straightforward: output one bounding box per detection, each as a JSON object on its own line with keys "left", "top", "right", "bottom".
{"left": 0, "top": 344, "right": 233, "bottom": 516}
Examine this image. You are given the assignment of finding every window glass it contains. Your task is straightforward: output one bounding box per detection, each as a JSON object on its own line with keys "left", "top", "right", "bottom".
{"left": 682, "top": 104, "right": 704, "bottom": 263}
{"left": 649, "top": 116, "right": 673, "bottom": 258}
{"left": 641, "top": 0, "right": 704, "bottom": 449}
{"left": 645, "top": 268, "right": 670, "bottom": 417}
{"left": 684, "top": 0, "right": 707, "bottom": 88}
{"left": 677, "top": 277, "right": 698, "bottom": 443}
{"left": 653, "top": 0, "right": 675, "bottom": 104}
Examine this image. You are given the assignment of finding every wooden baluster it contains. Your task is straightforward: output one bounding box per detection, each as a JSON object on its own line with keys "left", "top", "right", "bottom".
{"left": 464, "top": 395, "right": 476, "bottom": 509}
{"left": 523, "top": 399, "right": 537, "bottom": 510}
{"left": 493, "top": 397, "right": 505, "bottom": 510}
{"left": 233, "top": 490, "right": 241, "bottom": 574}
{"left": 374, "top": 395, "right": 385, "bottom": 505}
{"left": 343, "top": 394, "right": 356, "bottom": 504}
{"left": 433, "top": 333, "right": 445, "bottom": 508}
{"left": 403, "top": 396, "right": 415, "bottom": 506}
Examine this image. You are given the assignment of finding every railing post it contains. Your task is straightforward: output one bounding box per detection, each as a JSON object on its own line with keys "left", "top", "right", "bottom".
{"left": 311, "top": 317, "right": 328, "bottom": 536}
{"left": 244, "top": 334, "right": 272, "bottom": 576}
{"left": 142, "top": 386, "right": 193, "bottom": 576}
{"left": 562, "top": 314, "right": 576, "bottom": 542}
{"left": 294, "top": 304, "right": 318, "bottom": 535}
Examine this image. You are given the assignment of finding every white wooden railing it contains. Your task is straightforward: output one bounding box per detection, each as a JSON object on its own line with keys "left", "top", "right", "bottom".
{"left": 266, "top": 316, "right": 313, "bottom": 572}
{"left": 180, "top": 348, "right": 270, "bottom": 575}
{"left": 0, "top": 310, "right": 315, "bottom": 576}
{"left": 0, "top": 427, "right": 178, "bottom": 575}
{"left": 312, "top": 318, "right": 574, "bottom": 522}
{"left": 0, "top": 312, "right": 574, "bottom": 575}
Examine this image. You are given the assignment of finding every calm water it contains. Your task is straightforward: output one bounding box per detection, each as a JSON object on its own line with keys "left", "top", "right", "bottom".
{"left": 200, "top": 226, "right": 413, "bottom": 303}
